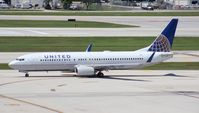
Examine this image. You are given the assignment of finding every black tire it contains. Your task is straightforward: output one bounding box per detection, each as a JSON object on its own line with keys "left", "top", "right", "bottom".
{"left": 25, "top": 73, "right": 29, "bottom": 77}
{"left": 97, "top": 72, "right": 104, "bottom": 78}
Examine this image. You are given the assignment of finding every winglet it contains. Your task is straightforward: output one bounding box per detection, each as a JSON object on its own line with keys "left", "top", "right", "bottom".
{"left": 86, "top": 43, "right": 93, "bottom": 52}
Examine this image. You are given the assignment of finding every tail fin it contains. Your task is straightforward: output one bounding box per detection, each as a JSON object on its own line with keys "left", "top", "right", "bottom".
{"left": 148, "top": 19, "right": 178, "bottom": 52}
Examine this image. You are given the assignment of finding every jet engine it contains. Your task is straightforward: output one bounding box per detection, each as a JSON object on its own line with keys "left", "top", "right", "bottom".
{"left": 75, "top": 65, "right": 95, "bottom": 76}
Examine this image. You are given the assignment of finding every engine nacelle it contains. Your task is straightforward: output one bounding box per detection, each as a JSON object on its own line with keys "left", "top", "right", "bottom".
{"left": 75, "top": 65, "right": 95, "bottom": 76}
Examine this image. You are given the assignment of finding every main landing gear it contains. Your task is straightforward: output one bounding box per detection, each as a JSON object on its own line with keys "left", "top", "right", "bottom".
{"left": 96, "top": 71, "right": 104, "bottom": 77}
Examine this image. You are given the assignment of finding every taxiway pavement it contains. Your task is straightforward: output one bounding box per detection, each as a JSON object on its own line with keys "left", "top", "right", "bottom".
{"left": 0, "top": 16, "right": 198, "bottom": 28}
{"left": 0, "top": 16, "right": 198, "bottom": 37}
{"left": 0, "top": 70, "right": 199, "bottom": 113}
{"left": 0, "top": 27, "right": 198, "bottom": 37}
{"left": 0, "top": 15, "right": 198, "bottom": 113}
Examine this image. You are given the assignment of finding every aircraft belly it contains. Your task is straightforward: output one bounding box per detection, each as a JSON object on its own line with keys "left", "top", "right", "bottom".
{"left": 19, "top": 64, "right": 75, "bottom": 71}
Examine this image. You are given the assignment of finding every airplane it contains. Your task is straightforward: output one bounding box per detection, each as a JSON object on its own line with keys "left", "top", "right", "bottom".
{"left": 9, "top": 19, "right": 178, "bottom": 77}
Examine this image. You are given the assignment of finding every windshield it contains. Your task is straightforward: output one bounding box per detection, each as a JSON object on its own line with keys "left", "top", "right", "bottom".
{"left": 16, "top": 58, "right": 25, "bottom": 61}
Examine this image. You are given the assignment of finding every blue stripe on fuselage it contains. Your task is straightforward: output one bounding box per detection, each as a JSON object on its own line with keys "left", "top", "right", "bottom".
{"left": 147, "top": 52, "right": 155, "bottom": 62}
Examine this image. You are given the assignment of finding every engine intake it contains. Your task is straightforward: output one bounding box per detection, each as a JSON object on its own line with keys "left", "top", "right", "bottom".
{"left": 75, "top": 65, "right": 95, "bottom": 76}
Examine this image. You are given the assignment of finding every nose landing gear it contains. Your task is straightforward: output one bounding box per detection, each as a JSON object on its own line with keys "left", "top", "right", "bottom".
{"left": 25, "top": 73, "right": 29, "bottom": 77}
{"left": 19, "top": 71, "right": 30, "bottom": 77}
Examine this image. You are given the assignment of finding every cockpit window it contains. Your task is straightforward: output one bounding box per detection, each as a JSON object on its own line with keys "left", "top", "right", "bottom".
{"left": 16, "top": 58, "right": 25, "bottom": 61}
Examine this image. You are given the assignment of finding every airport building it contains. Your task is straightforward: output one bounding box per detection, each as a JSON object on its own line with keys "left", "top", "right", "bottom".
{"left": 163, "top": 0, "right": 199, "bottom": 9}
{"left": 110, "top": 0, "right": 199, "bottom": 9}
{"left": 11, "top": 0, "right": 61, "bottom": 8}
{"left": 164, "top": 0, "right": 198, "bottom": 6}
{"left": 8, "top": 0, "right": 199, "bottom": 9}
{"left": 11, "top": 0, "right": 44, "bottom": 8}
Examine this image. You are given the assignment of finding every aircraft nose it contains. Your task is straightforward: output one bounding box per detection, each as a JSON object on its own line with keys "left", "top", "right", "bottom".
{"left": 8, "top": 61, "right": 16, "bottom": 69}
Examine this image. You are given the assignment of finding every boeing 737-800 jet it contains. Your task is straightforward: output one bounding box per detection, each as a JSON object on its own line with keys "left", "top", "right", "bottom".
{"left": 9, "top": 19, "right": 178, "bottom": 77}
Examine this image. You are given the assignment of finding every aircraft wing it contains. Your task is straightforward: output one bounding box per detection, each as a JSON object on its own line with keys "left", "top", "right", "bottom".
{"left": 87, "top": 63, "right": 143, "bottom": 70}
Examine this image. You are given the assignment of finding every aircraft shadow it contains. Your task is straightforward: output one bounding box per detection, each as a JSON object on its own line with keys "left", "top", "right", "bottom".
{"left": 109, "top": 73, "right": 188, "bottom": 78}
{"left": 95, "top": 73, "right": 187, "bottom": 82}
{"left": 22, "top": 75, "right": 75, "bottom": 78}
{"left": 26, "top": 75, "right": 148, "bottom": 82}
{"left": 99, "top": 76, "right": 149, "bottom": 82}
{"left": 21, "top": 73, "right": 187, "bottom": 82}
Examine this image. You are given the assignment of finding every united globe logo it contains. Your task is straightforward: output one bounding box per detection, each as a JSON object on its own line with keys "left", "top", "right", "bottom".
{"left": 148, "top": 34, "right": 171, "bottom": 52}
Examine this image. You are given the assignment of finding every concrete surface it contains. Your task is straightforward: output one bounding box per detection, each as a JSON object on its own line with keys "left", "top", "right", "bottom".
{"left": 0, "top": 70, "right": 199, "bottom": 113}
{"left": 0, "top": 15, "right": 198, "bottom": 113}
{"left": 0, "top": 27, "right": 198, "bottom": 37}
{"left": 0, "top": 16, "right": 198, "bottom": 28}
{"left": 0, "top": 16, "right": 198, "bottom": 36}
{"left": 0, "top": 51, "right": 198, "bottom": 63}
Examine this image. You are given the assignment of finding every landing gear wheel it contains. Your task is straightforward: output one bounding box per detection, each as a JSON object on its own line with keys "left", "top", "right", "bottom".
{"left": 97, "top": 72, "right": 104, "bottom": 78}
{"left": 25, "top": 73, "right": 29, "bottom": 77}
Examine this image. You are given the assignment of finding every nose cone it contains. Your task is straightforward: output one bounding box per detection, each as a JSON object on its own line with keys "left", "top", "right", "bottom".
{"left": 8, "top": 61, "right": 16, "bottom": 69}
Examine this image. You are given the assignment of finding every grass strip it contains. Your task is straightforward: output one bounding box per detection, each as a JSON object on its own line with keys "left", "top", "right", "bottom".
{"left": 144, "top": 62, "right": 199, "bottom": 70}
{"left": 0, "top": 64, "right": 10, "bottom": 70}
{"left": 0, "top": 36, "right": 198, "bottom": 52}
{"left": 1, "top": 62, "right": 199, "bottom": 70}
{"left": 0, "top": 11, "right": 199, "bottom": 16}
{"left": 0, "top": 20, "right": 135, "bottom": 28}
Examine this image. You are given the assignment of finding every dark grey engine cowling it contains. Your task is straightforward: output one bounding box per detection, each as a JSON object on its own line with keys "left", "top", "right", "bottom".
{"left": 75, "top": 65, "right": 95, "bottom": 76}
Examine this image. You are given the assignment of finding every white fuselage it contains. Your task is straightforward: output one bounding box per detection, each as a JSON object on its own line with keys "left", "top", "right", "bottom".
{"left": 9, "top": 51, "right": 173, "bottom": 72}
{"left": 8, "top": 18, "right": 178, "bottom": 76}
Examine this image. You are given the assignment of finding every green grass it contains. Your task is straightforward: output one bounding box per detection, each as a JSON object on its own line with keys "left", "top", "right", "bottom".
{"left": 144, "top": 62, "right": 199, "bottom": 70}
{"left": 0, "top": 36, "right": 198, "bottom": 52}
{"left": 0, "top": 20, "right": 135, "bottom": 28}
{"left": 0, "top": 11, "right": 199, "bottom": 16}
{"left": 85, "top": 4, "right": 131, "bottom": 11}
{"left": 1, "top": 62, "right": 199, "bottom": 70}
{"left": 0, "top": 9, "right": 42, "bottom": 11}
{"left": 0, "top": 64, "right": 9, "bottom": 70}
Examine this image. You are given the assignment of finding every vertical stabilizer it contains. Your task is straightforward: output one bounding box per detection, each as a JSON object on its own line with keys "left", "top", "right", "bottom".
{"left": 148, "top": 19, "right": 178, "bottom": 52}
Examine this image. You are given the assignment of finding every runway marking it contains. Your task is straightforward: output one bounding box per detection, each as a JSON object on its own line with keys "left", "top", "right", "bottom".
{"left": 0, "top": 75, "right": 67, "bottom": 87}
{"left": 0, "top": 94, "right": 63, "bottom": 113}
{"left": 0, "top": 77, "right": 64, "bottom": 113}
{"left": 57, "top": 84, "right": 66, "bottom": 87}
{"left": 181, "top": 53, "right": 199, "bottom": 57}
{"left": 173, "top": 91, "right": 199, "bottom": 100}
{"left": 0, "top": 78, "right": 48, "bottom": 86}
